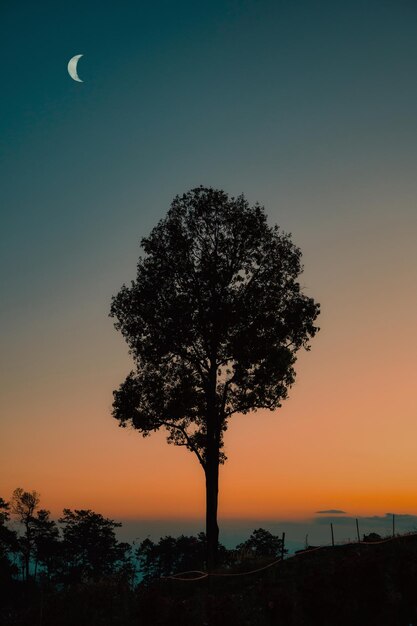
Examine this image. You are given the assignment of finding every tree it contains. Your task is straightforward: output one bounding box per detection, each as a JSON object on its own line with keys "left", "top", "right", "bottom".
{"left": 236, "top": 528, "right": 287, "bottom": 559}
{"left": 110, "top": 186, "right": 320, "bottom": 569}
{"left": 0, "top": 498, "right": 18, "bottom": 584}
{"left": 137, "top": 532, "right": 228, "bottom": 583}
{"left": 10, "top": 487, "right": 40, "bottom": 580}
{"left": 137, "top": 536, "right": 177, "bottom": 582}
{"left": 59, "top": 509, "right": 130, "bottom": 583}
{"left": 31, "top": 509, "right": 61, "bottom": 581}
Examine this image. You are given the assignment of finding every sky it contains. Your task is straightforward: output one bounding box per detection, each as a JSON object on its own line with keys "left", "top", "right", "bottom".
{"left": 1, "top": 0, "right": 417, "bottom": 546}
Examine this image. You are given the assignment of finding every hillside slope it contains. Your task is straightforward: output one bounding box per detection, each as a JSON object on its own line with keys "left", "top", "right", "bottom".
{"left": 142, "top": 534, "right": 417, "bottom": 626}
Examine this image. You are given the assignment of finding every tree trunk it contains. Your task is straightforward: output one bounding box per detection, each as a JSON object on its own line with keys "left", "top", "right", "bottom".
{"left": 205, "top": 456, "right": 219, "bottom": 572}
{"left": 205, "top": 360, "right": 220, "bottom": 571}
{"left": 24, "top": 529, "right": 30, "bottom": 582}
{"left": 24, "top": 550, "right": 30, "bottom": 582}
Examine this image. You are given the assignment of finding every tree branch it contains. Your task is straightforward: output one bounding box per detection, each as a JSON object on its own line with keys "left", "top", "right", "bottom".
{"left": 220, "top": 379, "right": 232, "bottom": 417}
{"left": 157, "top": 420, "right": 205, "bottom": 468}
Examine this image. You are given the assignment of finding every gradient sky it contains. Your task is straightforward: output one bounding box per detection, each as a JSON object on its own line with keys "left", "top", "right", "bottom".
{"left": 1, "top": 0, "right": 417, "bottom": 543}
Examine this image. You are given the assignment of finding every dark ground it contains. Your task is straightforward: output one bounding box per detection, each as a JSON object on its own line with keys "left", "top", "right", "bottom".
{"left": 2, "top": 534, "right": 417, "bottom": 626}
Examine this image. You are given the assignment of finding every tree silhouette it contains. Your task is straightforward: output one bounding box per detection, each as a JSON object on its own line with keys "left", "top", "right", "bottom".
{"left": 11, "top": 487, "right": 40, "bottom": 580}
{"left": 137, "top": 532, "right": 229, "bottom": 583}
{"left": 32, "top": 509, "right": 61, "bottom": 581}
{"left": 0, "top": 498, "right": 18, "bottom": 584}
{"left": 59, "top": 509, "right": 130, "bottom": 583}
{"left": 236, "top": 528, "right": 287, "bottom": 559}
{"left": 110, "top": 186, "right": 320, "bottom": 569}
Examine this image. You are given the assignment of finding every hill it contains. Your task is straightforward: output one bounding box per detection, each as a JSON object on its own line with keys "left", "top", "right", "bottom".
{"left": 141, "top": 533, "right": 417, "bottom": 626}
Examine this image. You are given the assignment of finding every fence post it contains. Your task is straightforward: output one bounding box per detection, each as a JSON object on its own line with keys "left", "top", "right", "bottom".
{"left": 331, "top": 523, "right": 335, "bottom": 547}
{"left": 281, "top": 532, "right": 285, "bottom": 560}
{"left": 356, "top": 518, "right": 360, "bottom": 543}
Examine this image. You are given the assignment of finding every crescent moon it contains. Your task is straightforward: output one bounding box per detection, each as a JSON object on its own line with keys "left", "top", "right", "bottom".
{"left": 67, "top": 54, "right": 83, "bottom": 82}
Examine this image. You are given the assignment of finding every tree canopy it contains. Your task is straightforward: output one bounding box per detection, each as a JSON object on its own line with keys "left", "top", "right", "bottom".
{"left": 236, "top": 528, "right": 287, "bottom": 559}
{"left": 59, "top": 509, "right": 131, "bottom": 583}
{"left": 111, "top": 187, "right": 319, "bottom": 465}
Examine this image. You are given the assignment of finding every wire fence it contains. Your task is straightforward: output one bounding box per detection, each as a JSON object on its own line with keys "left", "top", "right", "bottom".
{"left": 162, "top": 528, "right": 417, "bottom": 582}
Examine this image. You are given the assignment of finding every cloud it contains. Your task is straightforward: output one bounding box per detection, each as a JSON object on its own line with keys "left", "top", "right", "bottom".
{"left": 313, "top": 513, "right": 417, "bottom": 527}
{"left": 314, "top": 516, "right": 353, "bottom": 525}
{"left": 362, "top": 513, "right": 417, "bottom": 525}
{"left": 316, "top": 509, "right": 346, "bottom": 515}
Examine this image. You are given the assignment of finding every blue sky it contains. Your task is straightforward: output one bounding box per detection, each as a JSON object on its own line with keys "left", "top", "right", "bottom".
{"left": 3, "top": 0, "right": 417, "bottom": 353}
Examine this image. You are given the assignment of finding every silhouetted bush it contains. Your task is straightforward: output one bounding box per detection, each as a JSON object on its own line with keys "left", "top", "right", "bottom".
{"left": 363, "top": 532, "right": 382, "bottom": 542}
{"left": 236, "top": 527, "right": 287, "bottom": 559}
{"left": 136, "top": 532, "right": 230, "bottom": 583}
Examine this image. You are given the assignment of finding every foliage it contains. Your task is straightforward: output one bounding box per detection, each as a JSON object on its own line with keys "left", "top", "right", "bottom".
{"left": 236, "top": 528, "right": 287, "bottom": 558}
{"left": 59, "top": 509, "right": 132, "bottom": 583}
{"left": 31, "top": 509, "right": 61, "bottom": 580}
{"left": 137, "top": 532, "right": 229, "bottom": 582}
{"left": 0, "top": 498, "right": 11, "bottom": 526}
{"left": 10, "top": 489, "right": 40, "bottom": 522}
{"left": 0, "top": 497, "right": 18, "bottom": 582}
{"left": 110, "top": 186, "right": 320, "bottom": 464}
{"left": 10, "top": 488, "right": 40, "bottom": 580}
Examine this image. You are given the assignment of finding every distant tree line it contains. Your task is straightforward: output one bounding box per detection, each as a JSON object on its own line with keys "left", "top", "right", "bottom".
{"left": 0, "top": 489, "right": 134, "bottom": 588}
{"left": 0, "top": 488, "right": 286, "bottom": 590}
